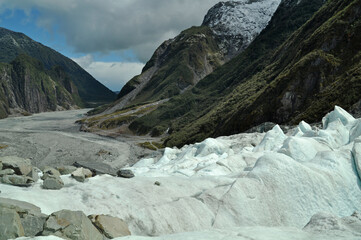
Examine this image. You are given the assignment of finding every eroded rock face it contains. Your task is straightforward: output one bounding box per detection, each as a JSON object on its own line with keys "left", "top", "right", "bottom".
{"left": 43, "top": 210, "right": 103, "bottom": 240}
{"left": 89, "top": 214, "right": 131, "bottom": 238}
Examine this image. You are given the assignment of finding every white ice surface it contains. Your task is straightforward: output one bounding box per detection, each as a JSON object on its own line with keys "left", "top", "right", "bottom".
{"left": 2, "top": 106, "right": 360, "bottom": 239}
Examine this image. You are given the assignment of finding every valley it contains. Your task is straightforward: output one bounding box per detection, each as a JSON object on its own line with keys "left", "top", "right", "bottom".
{"left": 0, "top": 0, "right": 361, "bottom": 239}
{"left": 0, "top": 109, "right": 158, "bottom": 171}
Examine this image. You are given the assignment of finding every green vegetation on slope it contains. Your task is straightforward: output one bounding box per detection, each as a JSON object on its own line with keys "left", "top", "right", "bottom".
{"left": 0, "top": 54, "right": 82, "bottom": 118}
{"left": 129, "top": 0, "right": 326, "bottom": 146}
{"left": 167, "top": 0, "right": 361, "bottom": 147}
{"left": 0, "top": 27, "right": 116, "bottom": 105}
{"left": 117, "top": 26, "right": 224, "bottom": 106}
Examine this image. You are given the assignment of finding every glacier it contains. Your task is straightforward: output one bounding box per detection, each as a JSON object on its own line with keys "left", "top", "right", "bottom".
{"left": 2, "top": 106, "right": 361, "bottom": 239}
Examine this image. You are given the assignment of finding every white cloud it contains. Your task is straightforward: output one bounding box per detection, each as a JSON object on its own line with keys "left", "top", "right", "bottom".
{"left": 73, "top": 55, "right": 144, "bottom": 91}
{"left": 0, "top": 0, "right": 220, "bottom": 62}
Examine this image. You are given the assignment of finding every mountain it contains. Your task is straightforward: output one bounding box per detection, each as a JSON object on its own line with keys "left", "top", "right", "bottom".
{"left": 203, "top": 0, "right": 281, "bottom": 59}
{"left": 104, "top": 0, "right": 281, "bottom": 114}
{"left": 0, "top": 27, "right": 116, "bottom": 106}
{"left": 128, "top": 0, "right": 327, "bottom": 147}
{"left": 0, "top": 54, "right": 82, "bottom": 118}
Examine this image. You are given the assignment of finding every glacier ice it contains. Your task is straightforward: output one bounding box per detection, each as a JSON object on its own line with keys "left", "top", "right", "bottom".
{"left": 3, "top": 106, "right": 361, "bottom": 239}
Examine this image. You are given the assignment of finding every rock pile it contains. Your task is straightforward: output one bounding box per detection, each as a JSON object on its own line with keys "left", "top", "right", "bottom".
{"left": 41, "top": 167, "right": 64, "bottom": 190}
{"left": 0, "top": 155, "right": 101, "bottom": 189}
{"left": 0, "top": 156, "right": 38, "bottom": 187}
{"left": 0, "top": 156, "right": 134, "bottom": 239}
{"left": 0, "top": 198, "right": 130, "bottom": 240}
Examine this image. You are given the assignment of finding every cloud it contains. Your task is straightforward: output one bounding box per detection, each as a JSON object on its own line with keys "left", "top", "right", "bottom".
{"left": 0, "top": 0, "right": 220, "bottom": 62}
{"left": 73, "top": 55, "right": 144, "bottom": 91}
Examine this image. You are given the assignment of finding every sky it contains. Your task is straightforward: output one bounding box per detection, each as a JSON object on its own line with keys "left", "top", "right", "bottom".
{"left": 0, "top": 0, "right": 220, "bottom": 91}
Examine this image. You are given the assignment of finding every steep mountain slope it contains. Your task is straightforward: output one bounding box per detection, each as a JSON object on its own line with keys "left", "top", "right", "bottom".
{"left": 0, "top": 28, "right": 116, "bottom": 105}
{"left": 0, "top": 54, "right": 82, "bottom": 118}
{"left": 129, "top": 0, "right": 326, "bottom": 146}
{"left": 106, "top": 0, "right": 281, "bottom": 113}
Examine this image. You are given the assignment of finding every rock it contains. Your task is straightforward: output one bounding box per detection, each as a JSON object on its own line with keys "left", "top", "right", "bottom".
{"left": 57, "top": 165, "right": 77, "bottom": 175}
{"left": 96, "top": 149, "right": 111, "bottom": 156}
{"left": 89, "top": 214, "right": 131, "bottom": 238}
{"left": 0, "top": 168, "right": 15, "bottom": 176}
{"left": 27, "top": 167, "right": 39, "bottom": 182}
{"left": 0, "top": 160, "right": 2, "bottom": 170}
{"left": 0, "top": 198, "right": 47, "bottom": 237}
{"left": 43, "top": 177, "right": 64, "bottom": 190}
{"left": 73, "top": 161, "right": 116, "bottom": 176}
{"left": 0, "top": 207, "right": 25, "bottom": 240}
{"left": 154, "top": 181, "right": 161, "bottom": 186}
{"left": 0, "top": 156, "right": 33, "bottom": 176}
{"left": 0, "top": 175, "right": 34, "bottom": 187}
{"left": 41, "top": 166, "right": 61, "bottom": 180}
{"left": 21, "top": 214, "right": 47, "bottom": 237}
{"left": 43, "top": 210, "right": 103, "bottom": 240}
{"left": 71, "top": 167, "right": 93, "bottom": 182}
{"left": 117, "top": 169, "right": 134, "bottom": 178}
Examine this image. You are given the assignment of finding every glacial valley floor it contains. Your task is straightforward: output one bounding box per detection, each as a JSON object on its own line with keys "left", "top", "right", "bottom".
{"left": 0, "top": 109, "right": 158, "bottom": 171}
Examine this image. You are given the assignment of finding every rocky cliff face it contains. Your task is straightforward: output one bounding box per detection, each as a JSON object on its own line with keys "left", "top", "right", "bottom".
{"left": 0, "top": 55, "right": 81, "bottom": 118}
{"left": 202, "top": 0, "right": 281, "bottom": 59}
{"left": 0, "top": 28, "right": 116, "bottom": 106}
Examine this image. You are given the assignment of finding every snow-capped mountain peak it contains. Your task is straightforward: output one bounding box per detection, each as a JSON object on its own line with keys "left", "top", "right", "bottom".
{"left": 202, "top": 0, "right": 281, "bottom": 58}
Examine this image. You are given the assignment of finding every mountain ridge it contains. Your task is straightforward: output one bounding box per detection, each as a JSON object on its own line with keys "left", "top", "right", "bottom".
{"left": 85, "top": 0, "right": 283, "bottom": 132}
{"left": 0, "top": 27, "right": 116, "bottom": 106}
{"left": 128, "top": 0, "right": 326, "bottom": 147}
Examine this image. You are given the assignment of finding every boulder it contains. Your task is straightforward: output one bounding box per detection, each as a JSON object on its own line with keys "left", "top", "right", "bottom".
{"left": 0, "top": 175, "right": 34, "bottom": 187}
{"left": 0, "top": 159, "right": 2, "bottom": 170}
{"left": 71, "top": 167, "right": 93, "bottom": 182}
{"left": 0, "top": 197, "right": 41, "bottom": 215}
{"left": 89, "top": 214, "right": 131, "bottom": 238}
{"left": 117, "top": 169, "right": 135, "bottom": 178}
{"left": 41, "top": 167, "right": 61, "bottom": 180}
{"left": 73, "top": 161, "right": 116, "bottom": 176}
{"left": 0, "top": 207, "right": 25, "bottom": 240}
{"left": 21, "top": 213, "right": 47, "bottom": 237}
{"left": 43, "top": 177, "right": 64, "bottom": 190}
{"left": 0, "top": 168, "right": 15, "bottom": 176}
{"left": 0, "top": 156, "right": 33, "bottom": 176}
{"left": 0, "top": 198, "right": 47, "bottom": 236}
{"left": 27, "top": 167, "right": 39, "bottom": 182}
{"left": 57, "top": 165, "right": 77, "bottom": 175}
{"left": 43, "top": 210, "right": 103, "bottom": 240}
